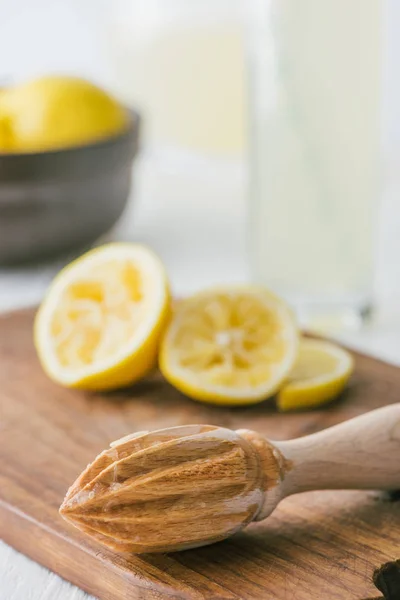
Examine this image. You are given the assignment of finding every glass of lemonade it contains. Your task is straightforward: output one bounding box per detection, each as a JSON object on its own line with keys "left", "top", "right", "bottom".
{"left": 103, "top": 0, "right": 246, "bottom": 158}
{"left": 248, "top": 0, "right": 383, "bottom": 331}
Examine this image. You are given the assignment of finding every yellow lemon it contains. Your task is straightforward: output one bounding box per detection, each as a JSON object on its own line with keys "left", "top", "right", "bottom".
{"left": 277, "top": 338, "right": 354, "bottom": 411}
{"left": 159, "top": 286, "right": 298, "bottom": 405}
{"left": 34, "top": 243, "right": 169, "bottom": 391}
{"left": 0, "top": 76, "right": 128, "bottom": 152}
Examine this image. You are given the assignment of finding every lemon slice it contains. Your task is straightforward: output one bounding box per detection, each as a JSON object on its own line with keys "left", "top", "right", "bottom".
{"left": 159, "top": 286, "right": 298, "bottom": 405}
{"left": 34, "top": 243, "right": 169, "bottom": 390}
{"left": 277, "top": 339, "right": 354, "bottom": 411}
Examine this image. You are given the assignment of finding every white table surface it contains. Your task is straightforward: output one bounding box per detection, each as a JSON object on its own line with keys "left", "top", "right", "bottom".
{"left": 1, "top": 154, "right": 400, "bottom": 600}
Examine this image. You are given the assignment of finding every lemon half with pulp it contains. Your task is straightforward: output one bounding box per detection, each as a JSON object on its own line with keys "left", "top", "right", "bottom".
{"left": 159, "top": 286, "right": 298, "bottom": 405}
{"left": 34, "top": 243, "right": 169, "bottom": 390}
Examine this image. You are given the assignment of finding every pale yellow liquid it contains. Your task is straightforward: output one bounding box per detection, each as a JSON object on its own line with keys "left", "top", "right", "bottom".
{"left": 108, "top": 22, "right": 246, "bottom": 155}
{"left": 250, "top": 0, "right": 382, "bottom": 326}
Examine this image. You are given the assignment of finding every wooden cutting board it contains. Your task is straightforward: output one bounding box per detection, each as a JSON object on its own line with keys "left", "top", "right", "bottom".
{"left": 0, "top": 308, "right": 399, "bottom": 600}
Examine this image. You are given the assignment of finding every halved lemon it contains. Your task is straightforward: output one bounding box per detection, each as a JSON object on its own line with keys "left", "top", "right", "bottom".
{"left": 34, "top": 243, "right": 169, "bottom": 390}
{"left": 159, "top": 286, "right": 298, "bottom": 405}
{"left": 277, "top": 338, "right": 354, "bottom": 411}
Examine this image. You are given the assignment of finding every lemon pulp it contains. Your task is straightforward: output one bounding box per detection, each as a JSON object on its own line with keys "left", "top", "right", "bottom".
{"left": 35, "top": 243, "right": 169, "bottom": 390}
{"left": 160, "top": 287, "right": 298, "bottom": 405}
{"left": 51, "top": 260, "right": 158, "bottom": 369}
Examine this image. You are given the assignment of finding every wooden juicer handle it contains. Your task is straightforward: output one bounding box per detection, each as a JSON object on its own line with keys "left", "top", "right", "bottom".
{"left": 252, "top": 404, "right": 400, "bottom": 521}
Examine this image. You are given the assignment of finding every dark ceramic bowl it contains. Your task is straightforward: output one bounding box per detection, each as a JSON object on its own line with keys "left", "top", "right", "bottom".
{"left": 0, "top": 110, "right": 140, "bottom": 264}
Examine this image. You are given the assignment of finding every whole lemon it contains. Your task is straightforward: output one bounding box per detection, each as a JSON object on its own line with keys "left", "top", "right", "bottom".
{"left": 0, "top": 76, "right": 129, "bottom": 152}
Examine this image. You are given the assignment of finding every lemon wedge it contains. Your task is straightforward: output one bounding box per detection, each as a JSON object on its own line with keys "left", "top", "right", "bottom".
{"left": 34, "top": 243, "right": 169, "bottom": 390}
{"left": 159, "top": 286, "right": 298, "bottom": 405}
{"left": 277, "top": 339, "right": 354, "bottom": 411}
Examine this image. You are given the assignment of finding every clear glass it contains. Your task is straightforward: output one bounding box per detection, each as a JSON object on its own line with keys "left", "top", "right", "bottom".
{"left": 248, "top": 0, "right": 382, "bottom": 331}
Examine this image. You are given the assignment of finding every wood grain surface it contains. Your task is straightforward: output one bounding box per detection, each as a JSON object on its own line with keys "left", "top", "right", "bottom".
{"left": 0, "top": 308, "right": 399, "bottom": 600}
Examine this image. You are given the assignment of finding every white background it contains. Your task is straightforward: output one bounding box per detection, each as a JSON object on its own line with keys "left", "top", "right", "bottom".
{"left": 1, "top": 2, "right": 400, "bottom": 599}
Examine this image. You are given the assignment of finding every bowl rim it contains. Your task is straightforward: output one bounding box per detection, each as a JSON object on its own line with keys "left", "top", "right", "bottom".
{"left": 0, "top": 108, "right": 140, "bottom": 159}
